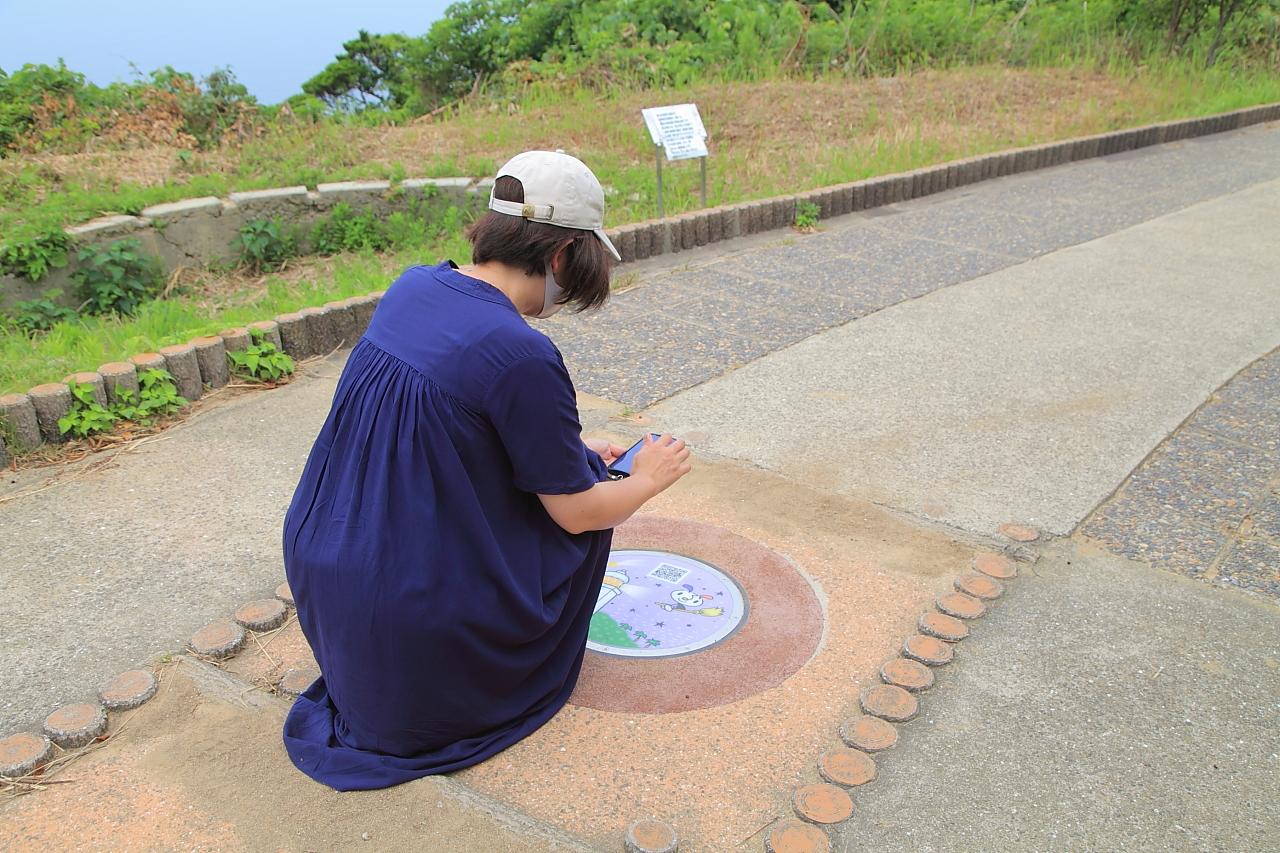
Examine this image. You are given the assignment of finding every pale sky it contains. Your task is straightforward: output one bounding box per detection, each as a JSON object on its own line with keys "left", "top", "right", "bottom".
{"left": 0, "top": 0, "right": 452, "bottom": 104}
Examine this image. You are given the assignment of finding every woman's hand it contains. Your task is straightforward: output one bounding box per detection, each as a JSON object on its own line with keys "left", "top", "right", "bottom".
{"left": 631, "top": 433, "right": 692, "bottom": 496}
{"left": 540, "top": 433, "right": 692, "bottom": 535}
{"left": 583, "top": 436, "right": 627, "bottom": 465}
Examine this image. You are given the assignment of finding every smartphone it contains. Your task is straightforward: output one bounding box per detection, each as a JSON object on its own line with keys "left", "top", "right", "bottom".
{"left": 607, "top": 433, "right": 665, "bottom": 479}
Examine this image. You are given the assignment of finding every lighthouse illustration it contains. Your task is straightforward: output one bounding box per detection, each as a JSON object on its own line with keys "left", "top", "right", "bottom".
{"left": 594, "top": 565, "right": 629, "bottom": 613}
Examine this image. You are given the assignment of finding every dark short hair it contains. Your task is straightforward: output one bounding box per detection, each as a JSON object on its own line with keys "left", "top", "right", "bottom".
{"left": 465, "top": 175, "right": 613, "bottom": 312}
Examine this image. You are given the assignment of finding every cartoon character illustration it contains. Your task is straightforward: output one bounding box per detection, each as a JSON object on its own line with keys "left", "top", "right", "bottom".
{"left": 594, "top": 564, "right": 629, "bottom": 613}
{"left": 656, "top": 584, "right": 723, "bottom": 617}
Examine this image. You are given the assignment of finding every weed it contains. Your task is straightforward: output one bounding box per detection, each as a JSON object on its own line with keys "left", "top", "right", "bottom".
{"left": 228, "top": 329, "right": 295, "bottom": 382}
{"left": 0, "top": 230, "right": 71, "bottom": 281}
{"left": 71, "top": 239, "right": 162, "bottom": 316}
{"left": 237, "top": 218, "right": 298, "bottom": 273}
{"left": 56, "top": 367, "right": 187, "bottom": 439}
{"left": 57, "top": 381, "right": 116, "bottom": 438}
{"left": 312, "top": 202, "right": 393, "bottom": 254}
{"left": 10, "top": 295, "right": 77, "bottom": 334}
{"left": 793, "top": 201, "right": 821, "bottom": 231}
{"left": 110, "top": 368, "right": 187, "bottom": 423}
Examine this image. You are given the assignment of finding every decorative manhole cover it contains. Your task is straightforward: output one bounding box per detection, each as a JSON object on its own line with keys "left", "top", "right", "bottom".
{"left": 572, "top": 517, "right": 824, "bottom": 714}
{"left": 587, "top": 550, "right": 748, "bottom": 658}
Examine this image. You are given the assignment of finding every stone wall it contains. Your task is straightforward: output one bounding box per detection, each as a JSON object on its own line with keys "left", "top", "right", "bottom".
{"left": 0, "top": 177, "right": 492, "bottom": 312}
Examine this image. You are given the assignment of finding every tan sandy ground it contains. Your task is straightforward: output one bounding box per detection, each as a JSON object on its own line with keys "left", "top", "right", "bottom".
{"left": 1, "top": 429, "right": 986, "bottom": 851}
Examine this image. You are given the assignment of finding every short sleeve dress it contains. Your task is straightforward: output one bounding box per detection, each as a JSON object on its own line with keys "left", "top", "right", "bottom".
{"left": 281, "top": 261, "right": 612, "bottom": 791}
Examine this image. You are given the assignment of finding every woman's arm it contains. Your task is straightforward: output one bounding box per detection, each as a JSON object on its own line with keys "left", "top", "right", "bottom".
{"left": 539, "top": 434, "right": 691, "bottom": 534}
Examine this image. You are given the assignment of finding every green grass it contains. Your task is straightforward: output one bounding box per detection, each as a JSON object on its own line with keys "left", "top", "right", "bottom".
{"left": 0, "top": 231, "right": 471, "bottom": 394}
{"left": 2, "top": 61, "right": 1279, "bottom": 395}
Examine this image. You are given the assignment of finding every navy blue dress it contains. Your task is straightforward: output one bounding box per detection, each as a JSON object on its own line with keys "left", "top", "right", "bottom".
{"left": 282, "top": 261, "right": 612, "bottom": 791}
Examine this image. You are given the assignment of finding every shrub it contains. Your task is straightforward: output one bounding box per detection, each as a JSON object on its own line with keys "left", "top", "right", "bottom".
{"left": 311, "top": 202, "right": 393, "bottom": 254}
{"left": 0, "top": 229, "right": 71, "bottom": 281}
{"left": 9, "top": 295, "right": 77, "bottom": 334}
{"left": 71, "top": 238, "right": 162, "bottom": 316}
{"left": 237, "top": 218, "right": 298, "bottom": 272}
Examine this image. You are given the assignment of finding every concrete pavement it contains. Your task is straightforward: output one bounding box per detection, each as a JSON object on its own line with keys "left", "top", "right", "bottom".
{"left": 835, "top": 539, "right": 1280, "bottom": 852}
{"left": 648, "top": 179, "right": 1280, "bottom": 538}
{"left": 2, "top": 120, "right": 1279, "bottom": 851}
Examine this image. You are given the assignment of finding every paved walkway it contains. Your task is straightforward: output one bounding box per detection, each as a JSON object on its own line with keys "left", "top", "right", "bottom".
{"left": 649, "top": 179, "right": 1280, "bottom": 539}
{"left": 2, "top": 121, "right": 1278, "bottom": 850}
{"left": 1082, "top": 348, "right": 1280, "bottom": 598}
{"left": 835, "top": 539, "right": 1280, "bottom": 852}
{"left": 549, "top": 122, "right": 1280, "bottom": 408}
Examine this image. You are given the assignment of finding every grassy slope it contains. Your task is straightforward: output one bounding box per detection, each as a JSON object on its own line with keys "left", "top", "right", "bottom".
{"left": 2, "top": 65, "right": 1279, "bottom": 394}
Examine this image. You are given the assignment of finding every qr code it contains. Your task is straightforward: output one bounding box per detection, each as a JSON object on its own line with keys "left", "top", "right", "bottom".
{"left": 649, "top": 563, "right": 690, "bottom": 584}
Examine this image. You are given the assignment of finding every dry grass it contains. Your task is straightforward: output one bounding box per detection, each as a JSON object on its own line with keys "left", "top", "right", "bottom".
{"left": 7, "top": 66, "right": 1225, "bottom": 213}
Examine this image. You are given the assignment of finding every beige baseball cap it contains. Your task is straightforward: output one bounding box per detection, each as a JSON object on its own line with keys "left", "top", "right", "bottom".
{"left": 489, "top": 150, "right": 621, "bottom": 261}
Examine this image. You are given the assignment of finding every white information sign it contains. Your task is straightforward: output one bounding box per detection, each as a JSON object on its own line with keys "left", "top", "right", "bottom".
{"left": 641, "top": 103, "right": 708, "bottom": 162}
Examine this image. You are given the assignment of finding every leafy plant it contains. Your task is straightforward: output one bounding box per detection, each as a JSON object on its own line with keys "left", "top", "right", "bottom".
{"left": 0, "top": 230, "right": 71, "bottom": 281}
{"left": 56, "top": 367, "right": 187, "bottom": 439}
{"left": 237, "top": 218, "right": 297, "bottom": 272}
{"left": 311, "top": 202, "right": 393, "bottom": 254}
{"left": 57, "top": 381, "right": 117, "bottom": 438}
{"left": 71, "top": 238, "right": 161, "bottom": 316}
{"left": 227, "top": 329, "right": 295, "bottom": 382}
{"left": 10, "top": 294, "right": 76, "bottom": 334}
{"left": 109, "top": 368, "right": 187, "bottom": 423}
{"left": 794, "top": 200, "right": 820, "bottom": 230}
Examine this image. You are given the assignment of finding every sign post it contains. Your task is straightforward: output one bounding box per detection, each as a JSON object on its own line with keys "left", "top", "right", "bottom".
{"left": 641, "top": 103, "right": 709, "bottom": 219}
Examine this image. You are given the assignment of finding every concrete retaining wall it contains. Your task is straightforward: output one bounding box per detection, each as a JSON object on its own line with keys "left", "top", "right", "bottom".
{"left": 2, "top": 101, "right": 1278, "bottom": 454}
{"left": 0, "top": 178, "right": 489, "bottom": 312}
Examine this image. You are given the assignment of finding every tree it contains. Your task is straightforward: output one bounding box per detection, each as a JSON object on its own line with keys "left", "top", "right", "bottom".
{"left": 302, "top": 30, "right": 414, "bottom": 111}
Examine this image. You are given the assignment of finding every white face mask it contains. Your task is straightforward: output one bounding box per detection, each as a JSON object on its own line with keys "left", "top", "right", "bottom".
{"left": 536, "top": 265, "right": 565, "bottom": 319}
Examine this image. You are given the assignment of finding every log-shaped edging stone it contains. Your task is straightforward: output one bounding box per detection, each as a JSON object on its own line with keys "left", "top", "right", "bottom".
{"left": 0, "top": 732, "right": 54, "bottom": 778}
{"left": 793, "top": 782, "right": 854, "bottom": 825}
{"left": 818, "top": 747, "right": 877, "bottom": 787}
{"left": 248, "top": 320, "right": 283, "bottom": 350}
{"left": 234, "top": 598, "right": 287, "bottom": 632}
{"left": 902, "top": 634, "right": 955, "bottom": 666}
{"left": 839, "top": 715, "right": 898, "bottom": 752}
{"left": 275, "top": 581, "right": 294, "bottom": 606}
{"left": 130, "top": 352, "right": 166, "bottom": 376}
{"left": 43, "top": 702, "right": 107, "bottom": 748}
{"left": 859, "top": 684, "right": 918, "bottom": 722}
{"left": 189, "top": 621, "right": 245, "bottom": 659}
{"left": 159, "top": 344, "right": 202, "bottom": 401}
{"left": 98, "top": 362, "right": 139, "bottom": 405}
{"left": 936, "top": 591, "right": 987, "bottom": 620}
{"left": 880, "top": 657, "right": 935, "bottom": 692}
{"left": 345, "top": 294, "right": 378, "bottom": 334}
{"left": 918, "top": 610, "right": 970, "bottom": 642}
{"left": 624, "top": 818, "right": 678, "bottom": 853}
{"left": 278, "top": 666, "right": 320, "bottom": 697}
{"left": 219, "top": 327, "right": 252, "bottom": 353}
{"left": 299, "top": 306, "right": 337, "bottom": 356}
{"left": 323, "top": 299, "right": 361, "bottom": 348}
{"left": 0, "top": 393, "right": 42, "bottom": 450}
{"left": 62, "top": 372, "right": 107, "bottom": 407}
{"left": 97, "top": 669, "right": 158, "bottom": 711}
{"left": 765, "top": 819, "right": 830, "bottom": 853}
{"left": 974, "top": 552, "right": 1018, "bottom": 580}
{"left": 191, "top": 336, "right": 230, "bottom": 389}
{"left": 28, "top": 383, "right": 72, "bottom": 443}
{"left": 275, "top": 313, "right": 310, "bottom": 358}
{"left": 956, "top": 572, "right": 1005, "bottom": 601}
